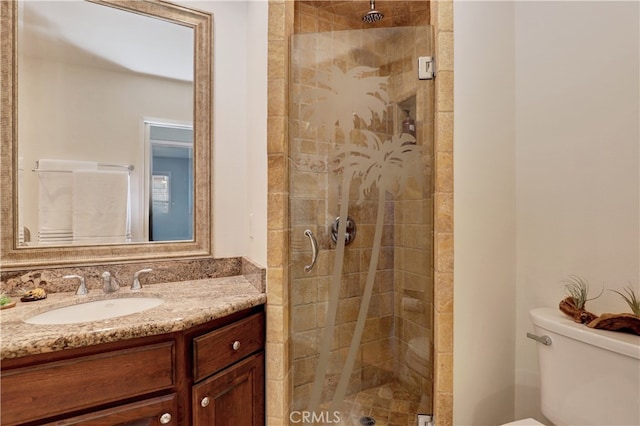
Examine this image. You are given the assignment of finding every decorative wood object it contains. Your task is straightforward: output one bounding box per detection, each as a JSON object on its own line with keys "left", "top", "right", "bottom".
{"left": 558, "top": 297, "right": 640, "bottom": 336}
{"left": 558, "top": 296, "right": 598, "bottom": 324}
{"left": 587, "top": 313, "right": 640, "bottom": 336}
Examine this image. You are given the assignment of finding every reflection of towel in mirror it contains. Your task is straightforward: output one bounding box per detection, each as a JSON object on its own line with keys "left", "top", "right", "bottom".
{"left": 18, "top": 157, "right": 24, "bottom": 245}
{"left": 37, "top": 159, "right": 98, "bottom": 244}
{"left": 72, "top": 170, "right": 129, "bottom": 244}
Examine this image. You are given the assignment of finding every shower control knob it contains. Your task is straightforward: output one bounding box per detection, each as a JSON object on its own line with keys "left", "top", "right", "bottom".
{"left": 331, "top": 216, "right": 357, "bottom": 246}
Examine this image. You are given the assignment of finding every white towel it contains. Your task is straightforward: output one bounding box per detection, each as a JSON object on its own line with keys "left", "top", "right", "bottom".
{"left": 18, "top": 157, "right": 24, "bottom": 245}
{"left": 72, "top": 170, "right": 129, "bottom": 243}
{"left": 37, "top": 159, "right": 98, "bottom": 244}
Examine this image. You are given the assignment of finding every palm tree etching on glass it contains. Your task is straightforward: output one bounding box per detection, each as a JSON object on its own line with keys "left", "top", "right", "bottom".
{"left": 329, "top": 130, "right": 421, "bottom": 412}
{"left": 297, "top": 64, "right": 423, "bottom": 413}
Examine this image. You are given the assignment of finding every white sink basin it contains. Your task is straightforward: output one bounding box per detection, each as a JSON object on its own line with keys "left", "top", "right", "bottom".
{"left": 24, "top": 297, "right": 164, "bottom": 325}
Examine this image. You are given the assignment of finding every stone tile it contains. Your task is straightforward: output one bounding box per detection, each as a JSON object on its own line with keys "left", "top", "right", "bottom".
{"left": 268, "top": 39, "right": 286, "bottom": 80}
{"left": 268, "top": 192, "right": 287, "bottom": 231}
{"left": 266, "top": 378, "right": 286, "bottom": 421}
{"left": 268, "top": 2, "right": 286, "bottom": 41}
{"left": 266, "top": 342, "right": 286, "bottom": 381}
{"left": 435, "top": 71, "right": 453, "bottom": 112}
{"left": 436, "top": 352, "right": 453, "bottom": 393}
{"left": 437, "top": 0, "right": 454, "bottom": 33}
{"left": 434, "top": 392, "right": 453, "bottom": 426}
{"left": 435, "top": 233, "right": 454, "bottom": 273}
{"left": 268, "top": 78, "right": 286, "bottom": 118}
{"left": 292, "top": 303, "right": 317, "bottom": 332}
{"left": 267, "top": 303, "right": 286, "bottom": 343}
{"left": 435, "top": 312, "right": 453, "bottom": 353}
{"left": 267, "top": 115, "right": 286, "bottom": 154}
{"left": 267, "top": 229, "right": 285, "bottom": 268}
{"left": 437, "top": 32, "right": 453, "bottom": 72}
{"left": 268, "top": 154, "right": 287, "bottom": 193}
{"left": 435, "top": 152, "right": 453, "bottom": 193}
{"left": 435, "top": 112, "right": 453, "bottom": 153}
{"left": 435, "top": 192, "right": 453, "bottom": 233}
{"left": 435, "top": 272, "right": 453, "bottom": 313}
{"left": 266, "top": 267, "right": 285, "bottom": 305}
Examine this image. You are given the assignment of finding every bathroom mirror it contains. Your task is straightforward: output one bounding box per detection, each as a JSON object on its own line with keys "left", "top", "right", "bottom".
{"left": 0, "top": 0, "right": 213, "bottom": 269}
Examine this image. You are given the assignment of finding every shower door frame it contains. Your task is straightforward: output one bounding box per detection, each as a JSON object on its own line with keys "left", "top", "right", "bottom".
{"left": 264, "top": 1, "right": 454, "bottom": 424}
{"left": 288, "top": 25, "right": 435, "bottom": 423}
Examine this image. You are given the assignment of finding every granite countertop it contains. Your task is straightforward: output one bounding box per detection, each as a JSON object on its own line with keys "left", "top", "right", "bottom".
{"left": 0, "top": 276, "right": 266, "bottom": 359}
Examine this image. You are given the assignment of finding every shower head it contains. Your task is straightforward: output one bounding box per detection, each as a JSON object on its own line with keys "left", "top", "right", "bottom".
{"left": 362, "top": 0, "right": 384, "bottom": 23}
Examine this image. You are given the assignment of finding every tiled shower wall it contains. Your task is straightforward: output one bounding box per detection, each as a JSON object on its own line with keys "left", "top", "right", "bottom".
{"left": 430, "top": 1, "right": 454, "bottom": 425}
{"left": 288, "top": 28, "right": 400, "bottom": 408}
{"left": 266, "top": 1, "right": 453, "bottom": 424}
{"left": 391, "top": 27, "right": 434, "bottom": 401}
{"left": 291, "top": 4, "right": 435, "bottom": 410}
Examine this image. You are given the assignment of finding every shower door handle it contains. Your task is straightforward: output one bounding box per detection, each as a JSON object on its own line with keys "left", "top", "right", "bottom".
{"left": 304, "top": 229, "right": 319, "bottom": 273}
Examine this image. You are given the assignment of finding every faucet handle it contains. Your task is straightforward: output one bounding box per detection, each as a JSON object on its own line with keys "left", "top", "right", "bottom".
{"left": 132, "top": 268, "right": 153, "bottom": 291}
{"left": 64, "top": 274, "right": 88, "bottom": 295}
{"left": 101, "top": 271, "right": 119, "bottom": 293}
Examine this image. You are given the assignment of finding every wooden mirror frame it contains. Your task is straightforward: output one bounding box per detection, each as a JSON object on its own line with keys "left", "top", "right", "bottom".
{"left": 0, "top": 0, "right": 213, "bottom": 270}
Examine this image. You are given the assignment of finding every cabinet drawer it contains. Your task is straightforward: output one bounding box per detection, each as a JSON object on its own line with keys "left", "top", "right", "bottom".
{"left": 1, "top": 341, "right": 175, "bottom": 425}
{"left": 45, "top": 393, "right": 178, "bottom": 425}
{"left": 193, "top": 312, "right": 264, "bottom": 381}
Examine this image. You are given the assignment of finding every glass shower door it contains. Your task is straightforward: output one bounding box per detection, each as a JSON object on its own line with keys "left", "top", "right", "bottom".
{"left": 289, "top": 26, "right": 434, "bottom": 425}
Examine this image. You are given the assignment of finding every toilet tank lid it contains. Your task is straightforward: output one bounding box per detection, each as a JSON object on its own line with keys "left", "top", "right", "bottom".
{"left": 530, "top": 308, "right": 640, "bottom": 360}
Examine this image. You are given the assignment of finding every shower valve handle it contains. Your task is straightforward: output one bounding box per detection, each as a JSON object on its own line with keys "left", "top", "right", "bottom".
{"left": 304, "top": 229, "right": 319, "bottom": 273}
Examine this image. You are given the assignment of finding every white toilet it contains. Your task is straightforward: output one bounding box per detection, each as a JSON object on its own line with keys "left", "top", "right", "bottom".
{"left": 504, "top": 307, "right": 640, "bottom": 425}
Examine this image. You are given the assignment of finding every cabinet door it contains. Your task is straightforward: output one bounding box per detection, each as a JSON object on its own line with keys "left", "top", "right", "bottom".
{"left": 193, "top": 352, "right": 264, "bottom": 426}
{"left": 2, "top": 341, "right": 175, "bottom": 425}
{"left": 45, "top": 394, "right": 178, "bottom": 426}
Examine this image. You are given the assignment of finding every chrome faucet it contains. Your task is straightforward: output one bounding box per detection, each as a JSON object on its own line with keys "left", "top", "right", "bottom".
{"left": 131, "top": 268, "right": 153, "bottom": 291}
{"left": 102, "top": 271, "right": 119, "bottom": 293}
{"left": 64, "top": 274, "right": 88, "bottom": 295}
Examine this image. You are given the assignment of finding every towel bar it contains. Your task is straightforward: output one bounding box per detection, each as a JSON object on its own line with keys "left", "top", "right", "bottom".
{"left": 32, "top": 161, "right": 134, "bottom": 172}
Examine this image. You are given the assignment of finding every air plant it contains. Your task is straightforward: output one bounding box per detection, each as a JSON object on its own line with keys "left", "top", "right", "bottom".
{"left": 562, "top": 275, "right": 603, "bottom": 309}
{"left": 610, "top": 285, "right": 640, "bottom": 317}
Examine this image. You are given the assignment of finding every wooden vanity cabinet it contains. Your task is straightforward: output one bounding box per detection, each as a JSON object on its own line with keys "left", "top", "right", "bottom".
{"left": 0, "top": 306, "right": 265, "bottom": 426}
{"left": 190, "top": 312, "right": 265, "bottom": 426}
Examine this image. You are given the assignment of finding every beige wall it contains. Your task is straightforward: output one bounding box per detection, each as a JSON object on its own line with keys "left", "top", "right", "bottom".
{"left": 246, "top": 0, "right": 269, "bottom": 267}
{"left": 453, "top": 2, "right": 517, "bottom": 424}
{"left": 178, "top": 0, "right": 268, "bottom": 263}
{"left": 454, "top": 1, "right": 640, "bottom": 425}
{"left": 514, "top": 1, "right": 640, "bottom": 421}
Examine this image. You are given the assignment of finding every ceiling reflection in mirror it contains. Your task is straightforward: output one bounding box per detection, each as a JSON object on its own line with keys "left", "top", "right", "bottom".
{"left": 18, "top": 0, "right": 195, "bottom": 247}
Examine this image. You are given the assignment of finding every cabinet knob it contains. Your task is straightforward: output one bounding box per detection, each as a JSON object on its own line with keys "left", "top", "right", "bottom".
{"left": 232, "top": 340, "right": 241, "bottom": 351}
{"left": 201, "top": 396, "right": 210, "bottom": 407}
{"left": 159, "top": 413, "right": 172, "bottom": 424}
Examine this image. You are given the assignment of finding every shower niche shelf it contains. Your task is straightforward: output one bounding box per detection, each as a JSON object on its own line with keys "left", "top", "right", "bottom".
{"left": 396, "top": 94, "right": 417, "bottom": 139}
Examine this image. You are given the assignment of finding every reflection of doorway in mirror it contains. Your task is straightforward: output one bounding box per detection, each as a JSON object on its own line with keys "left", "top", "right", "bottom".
{"left": 144, "top": 121, "right": 194, "bottom": 242}
{"left": 152, "top": 174, "right": 171, "bottom": 215}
